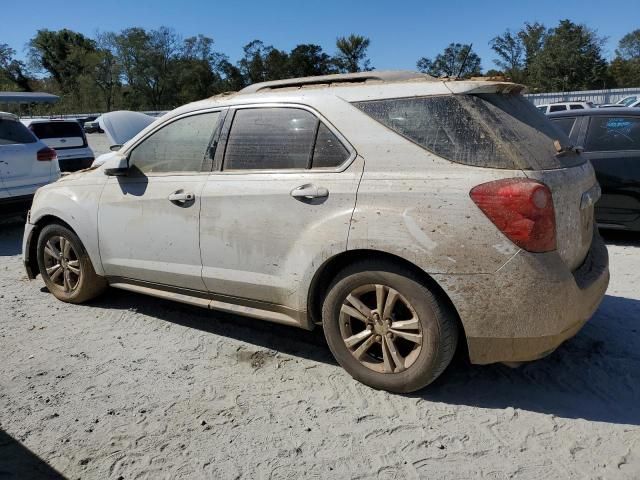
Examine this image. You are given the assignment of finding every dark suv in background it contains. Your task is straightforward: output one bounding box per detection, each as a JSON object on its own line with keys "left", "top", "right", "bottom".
{"left": 549, "top": 108, "right": 640, "bottom": 231}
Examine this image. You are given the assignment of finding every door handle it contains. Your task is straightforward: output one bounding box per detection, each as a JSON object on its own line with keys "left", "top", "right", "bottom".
{"left": 168, "top": 191, "right": 195, "bottom": 204}
{"left": 290, "top": 184, "right": 329, "bottom": 199}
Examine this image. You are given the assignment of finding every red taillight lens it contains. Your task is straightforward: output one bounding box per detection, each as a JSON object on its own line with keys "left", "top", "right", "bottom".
{"left": 37, "top": 147, "right": 57, "bottom": 162}
{"left": 470, "top": 178, "right": 556, "bottom": 253}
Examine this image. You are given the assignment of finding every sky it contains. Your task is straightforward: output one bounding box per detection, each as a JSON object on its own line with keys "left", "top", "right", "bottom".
{"left": 3, "top": 0, "right": 639, "bottom": 71}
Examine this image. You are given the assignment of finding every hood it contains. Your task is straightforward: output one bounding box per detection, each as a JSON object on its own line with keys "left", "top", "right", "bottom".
{"left": 99, "top": 111, "right": 157, "bottom": 146}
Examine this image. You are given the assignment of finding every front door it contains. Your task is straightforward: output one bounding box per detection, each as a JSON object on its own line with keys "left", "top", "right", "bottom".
{"left": 199, "top": 106, "right": 363, "bottom": 310}
{"left": 98, "top": 110, "right": 222, "bottom": 291}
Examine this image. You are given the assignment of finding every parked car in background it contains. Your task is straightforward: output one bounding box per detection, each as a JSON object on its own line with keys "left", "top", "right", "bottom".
{"left": 0, "top": 112, "right": 59, "bottom": 216}
{"left": 84, "top": 116, "right": 103, "bottom": 134}
{"left": 536, "top": 101, "right": 594, "bottom": 114}
{"left": 22, "top": 119, "right": 94, "bottom": 172}
{"left": 23, "top": 71, "right": 609, "bottom": 393}
{"left": 597, "top": 96, "right": 640, "bottom": 109}
{"left": 76, "top": 115, "right": 98, "bottom": 129}
{"left": 549, "top": 107, "right": 640, "bottom": 231}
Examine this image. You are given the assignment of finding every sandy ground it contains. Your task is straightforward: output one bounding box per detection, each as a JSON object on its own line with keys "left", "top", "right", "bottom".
{"left": 0, "top": 135, "right": 638, "bottom": 479}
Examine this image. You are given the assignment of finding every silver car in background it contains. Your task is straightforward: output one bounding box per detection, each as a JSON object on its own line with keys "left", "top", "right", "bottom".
{"left": 23, "top": 71, "right": 609, "bottom": 392}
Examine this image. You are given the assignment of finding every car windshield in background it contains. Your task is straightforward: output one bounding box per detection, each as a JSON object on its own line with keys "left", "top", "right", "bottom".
{"left": 353, "top": 94, "right": 583, "bottom": 170}
{"left": 0, "top": 118, "right": 37, "bottom": 145}
{"left": 30, "top": 121, "right": 84, "bottom": 139}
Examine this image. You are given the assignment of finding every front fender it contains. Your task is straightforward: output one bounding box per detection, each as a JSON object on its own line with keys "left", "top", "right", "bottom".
{"left": 28, "top": 181, "right": 105, "bottom": 276}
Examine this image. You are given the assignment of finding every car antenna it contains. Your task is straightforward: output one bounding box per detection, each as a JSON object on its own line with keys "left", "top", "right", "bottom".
{"left": 456, "top": 44, "right": 473, "bottom": 80}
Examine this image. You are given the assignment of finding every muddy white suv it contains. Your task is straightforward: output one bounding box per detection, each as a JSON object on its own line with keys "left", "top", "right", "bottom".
{"left": 23, "top": 71, "right": 609, "bottom": 392}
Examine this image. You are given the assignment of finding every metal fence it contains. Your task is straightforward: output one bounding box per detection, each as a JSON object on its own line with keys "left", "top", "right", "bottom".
{"left": 525, "top": 87, "right": 640, "bottom": 106}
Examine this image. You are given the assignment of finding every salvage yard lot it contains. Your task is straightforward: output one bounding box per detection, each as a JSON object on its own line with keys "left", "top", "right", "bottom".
{"left": 0, "top": 135, "right": 638, "bottom": 479}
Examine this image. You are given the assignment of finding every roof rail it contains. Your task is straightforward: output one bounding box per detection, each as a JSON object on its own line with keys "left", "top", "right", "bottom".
{"left": 240, "top": 70, "right": 433, "bottom": 94}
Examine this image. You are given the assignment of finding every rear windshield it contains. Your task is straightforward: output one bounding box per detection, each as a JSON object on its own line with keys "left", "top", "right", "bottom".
{"left": 353, "top": 94, "right": 584, "bottom": 170}
{"left": 30, "top": 121, "right": 84, "bottom": 139}
{"left": 0, "top": 118, "right": 36, "bottom": 145}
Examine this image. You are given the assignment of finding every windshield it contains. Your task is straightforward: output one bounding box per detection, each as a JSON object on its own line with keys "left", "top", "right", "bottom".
{"left": 353, "top": 93, "right": 584, "bottom": 170}
{"left": 618, "top": 96, "right": 638, "bottom": 107}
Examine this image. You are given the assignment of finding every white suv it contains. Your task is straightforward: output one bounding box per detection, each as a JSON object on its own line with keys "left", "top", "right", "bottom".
{"left": 0, "top": 112, "right": 59, "bottom": 216}
{"left": 536, "top": 101, "right": 594, "bottom": 114}
{"left": 23, "top": 72, "right": 609, "bottom": 392}
{"left": 22, "top": 118, "right": 94, "bottom": 172}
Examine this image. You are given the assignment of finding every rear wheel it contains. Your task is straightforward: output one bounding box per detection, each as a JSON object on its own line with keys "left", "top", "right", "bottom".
{"left": 322, "top": 260, "right": 458, "bottom": 393}
{"left": 36, "top": 223, "right": 107, "bottom": 303}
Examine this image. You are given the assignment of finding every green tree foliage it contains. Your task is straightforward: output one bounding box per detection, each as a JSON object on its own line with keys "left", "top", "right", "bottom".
{"left": 288, "top": 44, "right": 336, "bottom": 77}
{"left": 334, "top": 35, "right": 372, "bottom": 73}
{"left": 417, "top": 43, "right": 481, "bottom": 78}
{"left": 0, "top": 43, "right": 32, "bottom": 91}
{"left": 527, "top": 20, "right": 608, "bottom": 91}
{"left": 489, "top": 30, "right": 525, "bottom": 82}
{"left": 609, "top": 29, "right": 640, "bottom": 87}
{"left": 28, "top": 29, "right": 97, "bottom": 93}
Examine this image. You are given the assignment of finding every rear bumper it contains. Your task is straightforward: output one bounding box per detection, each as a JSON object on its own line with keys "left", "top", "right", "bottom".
{"left": 434, "top": 232, "right": 609, "bottom": 364}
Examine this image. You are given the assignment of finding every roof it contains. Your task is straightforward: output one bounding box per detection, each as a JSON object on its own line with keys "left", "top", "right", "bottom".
{"left": 547, "top": 107, "right": 640, "bottom": 117}
{"left": 0, "top": 111, "right": 19, "bottom": 121}
{"left": 239, "top": 70, "right": 435, "bottom": 93}
{"left": 0, "top": 92, "right": 60, "bottom": 104}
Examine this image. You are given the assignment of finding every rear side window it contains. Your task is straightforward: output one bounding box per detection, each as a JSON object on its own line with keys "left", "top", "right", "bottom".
{"left": 585, "top": 116, "right": 640, "bottom": 152}
{"left": 0, "top": 119, "right": 36, "bottom": 145}
{"left": 549, "top": 105, "right": 567, "bottom": 112}
{"left": 224, "top": 108, "right": 350, "bottom": 170}
{"left": 30, "top": 121, "right": 83, "bottom": 139}
{"left": 312, "top": 123, "right": 350, "bottom": 168}
{"left": 353, "top": 94, "right": 582, "bottom": 170}
{"left": 129, "top": 112, "right": 220, "bottom": 173}
{"left": 569, "top": 104, "right": 584, "bottom": 110}
{"left": 550, "top": 117, "right": 577, "bottom": 137}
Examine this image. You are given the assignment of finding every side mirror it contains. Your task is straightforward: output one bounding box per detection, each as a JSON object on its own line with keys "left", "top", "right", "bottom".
{"left": 110, "top": 144, "right": 123, "bottom": 152}
{"left": 103, "top": 154, "right": 129, "bottom": 176}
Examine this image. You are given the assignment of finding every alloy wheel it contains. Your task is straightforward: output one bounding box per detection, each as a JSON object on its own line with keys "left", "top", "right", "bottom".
{"left": 43, "top": 235, "right": 81, "bottom": 293}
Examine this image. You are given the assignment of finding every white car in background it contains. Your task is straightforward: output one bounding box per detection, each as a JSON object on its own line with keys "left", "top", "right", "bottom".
{"left": 597, "top": 95, "right": 640, "bottom": 108}
{"left": 0, "top": 112, "right": 59, "bottom": 216}
{"left": 536, "top": 101, "right": 594, "bottom": 114}
{"left": 22, "top": 118, "right": 94, "bottom": 172}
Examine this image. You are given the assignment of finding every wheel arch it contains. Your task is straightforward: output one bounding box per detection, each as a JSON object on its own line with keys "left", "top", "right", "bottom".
{"left": 307, "top": 249, "right": 468, "bottom": 358}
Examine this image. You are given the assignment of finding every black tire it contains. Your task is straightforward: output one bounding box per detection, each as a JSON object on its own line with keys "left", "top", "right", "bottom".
{"left": 322, "top": 260, "right": 458, "bottom": 393}
{"left": 36, "top": 223, "right": 107, "bottom": 303}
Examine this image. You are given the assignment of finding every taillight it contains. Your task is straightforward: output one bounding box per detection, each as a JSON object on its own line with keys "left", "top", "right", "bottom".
{"left": 37, "top": 147, "right": 57, "bottom": 162}
{"left": 470, "top": 178, "right": 556, "bottom": 253}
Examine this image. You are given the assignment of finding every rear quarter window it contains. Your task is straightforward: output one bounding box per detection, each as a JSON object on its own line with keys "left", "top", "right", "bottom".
{"left": 353, "top": 94, "right": 583, "bottom": 170}
{"left": 30, "top": 121, "right": 84, "bottom": 139}
{"left": 0, "top": 119, "right": 36, "bottom": 145}
{"left": 585, "top": 116, "right": 640, "bottom": 152}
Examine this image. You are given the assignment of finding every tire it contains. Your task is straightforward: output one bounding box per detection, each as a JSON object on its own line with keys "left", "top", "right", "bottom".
{"left": 36, "top": 223, "right": 107, "bottom": 303}
{"left": 322, "top": 260, "right": 458, "bottom": 393}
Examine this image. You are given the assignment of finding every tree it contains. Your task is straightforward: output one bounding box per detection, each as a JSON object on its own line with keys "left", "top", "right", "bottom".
{"left": 334, "top": 35, "right": 371, "bottom": 73}
{"left": 28, "top": 29, "right": 97, "bottom": 93}
{"left": 490, "top": 30, "right": 525, "bottom": 82}
{"left": 114, "top": 27, "right": 181, "bottom": 109}
{"left": 609, "top": 29, "right": 640, "bottom": 87}
{"left": 417, "top": 43, "right": 481, "bottom": 78}
{"left": 527, "top": 20, "right": 608, "bottom": 91}
{"left": 288, "top": 44, "right": 335, "bottom": 77}
{"left": 616, "top": 29, "right": 640, "bottom": 60}
{"left": 92, "top": 32, "right": 121, "bottom": 111}
{"left": 518, "top": 22, "right": 546, "bottom": 73}
{"left": 0, "top": 43, "right": 32, "bottom": 91}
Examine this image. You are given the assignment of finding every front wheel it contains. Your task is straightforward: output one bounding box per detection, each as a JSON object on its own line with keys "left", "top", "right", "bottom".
{"left": 36, "top": 223, "right": 107, "bottom": 303}
{"left": 322, "top": 261, "right": 458, "bottom": 393}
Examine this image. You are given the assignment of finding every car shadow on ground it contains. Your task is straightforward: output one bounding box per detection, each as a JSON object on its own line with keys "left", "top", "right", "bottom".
{"left": 94, "top": 289, "right": 640, "bottom": 426}
{"left": 0, "top": 221, "right": 23, "bottom": 256}
{"left": 600, "top": 229, "right": 640, "bottom": 246}
{"left": 0, "top": 429, "right": 66, "bottom": 479}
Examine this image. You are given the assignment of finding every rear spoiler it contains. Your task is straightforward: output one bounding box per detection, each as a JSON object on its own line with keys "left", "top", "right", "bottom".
{"left": 443, "top": 80, "right": 526, "bottom": 95}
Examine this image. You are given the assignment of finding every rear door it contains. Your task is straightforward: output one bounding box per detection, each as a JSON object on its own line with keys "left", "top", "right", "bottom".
{"left": 0, "top": 117, "right": 54, "bottom": 197}
{"left": 580, "top": 114, "right": 640, "bottom": 227}
{"left": 199, "top": 105, "right": 363, "bottom": 308}
{"left": 98, "top": 110, "right": 222, "bottom": 290}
